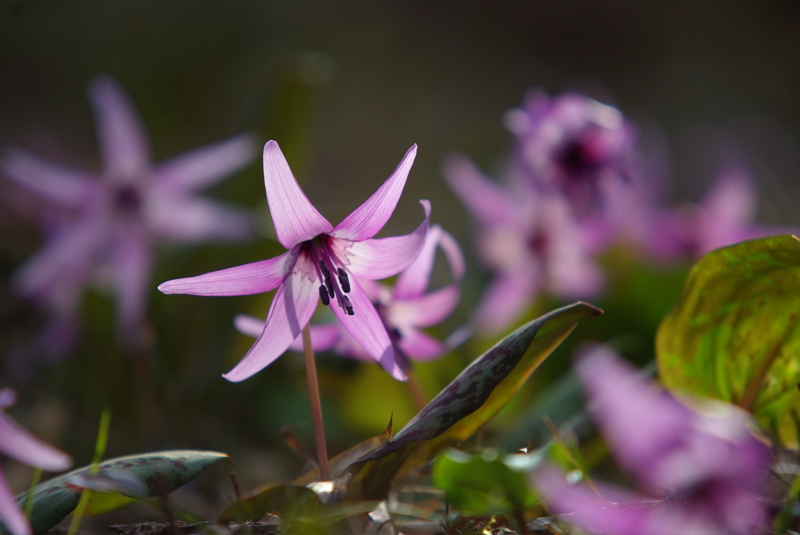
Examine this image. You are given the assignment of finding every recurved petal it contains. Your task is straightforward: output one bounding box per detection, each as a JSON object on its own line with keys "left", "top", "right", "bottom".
{"left": 393, "top": 224, "right": 442, "bottom": 300}
{"left": 394, "top": 225, "right": 465, "bottom": 300}
{"left": 338, "top": 200, "right": 430, "bottom": 280}
{"left": 399, "top": 329, "right": 448, "bottom": 361}
{"left": 158, "top": 249, "right": 296, "bottom": 296}
{"left": 332, "top": 144, "right": 418, "bottom": 241}
{"left": 0, "top": 470, "right": 29, "bottom": 535}
{"left": 474, "top": 267, "right": 540, "bottom": 336}
{"left": 391, "top": 285, "right": 460, "bottom": 328}
{"left": 263, "top": 141, "right": 332, "bottom": 249}
{"left": 0, "top": 412, "right": 72, "bottom": 471}
{"left": 88, "top": 76, "right": 150, "bottom": 180}
{"left": 442, "top": 154, "right": 519, "bottom": 226}
{"left": 330, "top": 277, "right": 406, "bottom": 381}
{"left": 153, "top": 134, "right": 256, "bottom": 193}
{"left": 2, "top": 150, "right": 94, "bottom": 208}
{"left": 576, "top": 346, "right": 691, "bottom": 481}
{"left": 287, "top": 323, "right": 343, "bottom": 352}
{"left": 234, "top": 314, "right": 266, "bottom": 338}
{"left": 148, "top": 196, "right": 253, "bottom": 243}
{"left": 223, "top": 264, "right": 319, "bottom": 382}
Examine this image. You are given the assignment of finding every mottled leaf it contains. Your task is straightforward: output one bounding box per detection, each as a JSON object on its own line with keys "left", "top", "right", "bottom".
{"left": 14, "top": 450, "right": 229, "bottom": 534}
{"left": 293, "top": 418, "right": 392, "bottom": 486}
{"left": 656, "top": 234, "right": 800, "bottom": 448}
{"left": 351, "top": 301, "right": 602, "bottom": 499}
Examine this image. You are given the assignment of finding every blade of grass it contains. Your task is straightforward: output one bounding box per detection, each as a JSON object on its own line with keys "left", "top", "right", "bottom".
{"left": 67, "top": 408, "right": 111, "bottom": 535}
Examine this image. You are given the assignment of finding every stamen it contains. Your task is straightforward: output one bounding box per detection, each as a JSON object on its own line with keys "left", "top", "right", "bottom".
{"left": 341, "top": 296, "right": 354, "bottom": 316}
{"left": 319, "top": 261, "right": 334, "bottom": 298}
{"left": 337, "top": 267, "right": 351, "bottom": 293}
{"left": 318, "top": 285, "right": 330, "bottom": 306}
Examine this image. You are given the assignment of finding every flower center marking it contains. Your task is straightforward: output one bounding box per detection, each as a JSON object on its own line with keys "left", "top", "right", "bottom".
{"left": 309, "top": 238, "right": 355, "bottom": 315}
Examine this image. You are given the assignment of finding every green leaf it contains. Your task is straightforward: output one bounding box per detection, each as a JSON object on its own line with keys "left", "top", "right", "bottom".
{"left": 656, "top": 234, "right": 800, "bottom": 448}
{"left": 14, "top": 450, "right": 229, "bottom": 534}
{"left": 432, "top": 449, "right": 541, "bottom": 516}
{"left": 350, "top": 301, "right": 602, "bottom": 499}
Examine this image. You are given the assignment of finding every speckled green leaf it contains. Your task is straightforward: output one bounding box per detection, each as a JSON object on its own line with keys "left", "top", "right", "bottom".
{"left": 350, "top": 301, "right": 602, "bottom": 499}
{"left": 656, "top": 234, "right": 800, "bottom": 448}
{"left": 14, "top": 450, "right": 229, "bottom": 534}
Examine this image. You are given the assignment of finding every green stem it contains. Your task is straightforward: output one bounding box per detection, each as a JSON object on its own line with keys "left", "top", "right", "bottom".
{"left": 302, "top": 325, "right": 330, "bottom": 480}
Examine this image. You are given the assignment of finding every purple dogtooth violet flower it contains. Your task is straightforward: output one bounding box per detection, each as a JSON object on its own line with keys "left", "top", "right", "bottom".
{"left": 3, "top": 76, "right": 256, "bottom": 345}
{"left": 505, "top": 90, "right": 639, "bottom": 218}
{"left": 443, "top": 154, "right": 602, "bottom": 336}
{"left": 159, "top": 141, "right": 431, "bottom": 382}
{"left": 0, "top": 389, "right": 72, "bottom": 535}
{"left": 649, "top": 164, "right": 794, "bottom": 261}
{"left": 535, "top": 346, "right": 770, "bottom": 535}
{"left": 235, "top": 223, "right": 466, "bottom": 364}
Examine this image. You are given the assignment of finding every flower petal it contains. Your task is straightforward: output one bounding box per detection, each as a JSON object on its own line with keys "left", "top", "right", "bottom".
{"left": 442, "top": 154, "right": 519, "bottom": 226}
{"left": 287, "top": 323, "right": 343, "bottom": 352}
{"left": 158, "top": 249, "right": 296, "bottom": 296}
{"left": 474, "top": 266, "right": 540, "bottom": 335}
{"left": 575, "top": 346, "right": 692, "bottom": 482}
{"left": 337, "top": 200, "right": 430, "bottom": 280}
{"left": 0, "top": 412, "right": 72, "bottom": 471}
{"left": 263, "top": 140, "right": 332, "bottom": 249}
{"left": 394, "top": 225, "right": 465, "bottom": 300}
{"left": 399, "top": 329, "right": 448, "bottom": 361}
{"left": 88, "top": 76, "right": 150, "bottom": 180}
{"left": 13, "top": 218, "right": 102, "bottom": 298}
{"left": 392, "top": 224, "right": 441, "bottom": 299}
{"left": 332, "top": 144, "right": 417, "bottom": 241}
{"left": 236, "top": 315, "right": 344, "bottom": 353}
{"left": 233, "top": 314, "right": 266, "bottom": 338}
{"left": 148, "top": 197, "right": 253, "bottom": 242}
{"left": 152, "top": 133, "right": 256, "bottom": 193}
{"left": 111, "top": 228, "right": 152, "bottom": 337}
{"left": 2, "top": 150, "right": 94, "bottom": 208}
{"left": 0, "top": 470, "right": 30, "bottom": 535}
{"left": 223, "top": 262, "right": 319, "bottom": 382}
{"left": 330, "top": 277, "right": 406, "bottom": 381}
{"left": 391, "top": 285, "right": 460, "bottom": 328}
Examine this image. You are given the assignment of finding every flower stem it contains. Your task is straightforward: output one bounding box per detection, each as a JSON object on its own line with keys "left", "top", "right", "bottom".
{"left": 302, "top": 324, "right": 330, "bottom": 480}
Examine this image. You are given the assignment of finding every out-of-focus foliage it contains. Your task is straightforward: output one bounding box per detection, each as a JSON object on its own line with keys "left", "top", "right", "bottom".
{"left": 657, "top": 234, "right": 800, "bottom": 448}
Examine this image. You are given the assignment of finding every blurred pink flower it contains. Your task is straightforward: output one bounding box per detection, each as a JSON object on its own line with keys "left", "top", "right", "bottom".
{"left": 651, "top": 164, "right": 792, "bottom": 259}
{"left": 4, "top": 76, "right": 256, "bottom": 347}
{"left": 159, "top": 141, "right": 430, "bottom": 382}
{"left": 505, "top": 90, "right": 639, "bottom": 217}
{"left": 443, "top": 154, "right": 602, "bottom": 335}
{"left": 535, "top": 346, "right": 769, "bottom": 535}
{"left": 235, "top": 223, "right": 466, "bottom": 365}
{"left": 0, "top": 389, "right": 72, "bottom": 535}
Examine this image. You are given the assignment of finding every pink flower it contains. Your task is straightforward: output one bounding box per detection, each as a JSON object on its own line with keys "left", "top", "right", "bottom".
{"left": 443, "top": 154, "right": 602, "bottom": 335}
{"left": 652, "top": 164, "right": 793, "bottom": 259}
{"left": 0, "top": 389, "right": 72, "bottom": 535}
{"left": 235, "top": 223, "right": 465, "bottom": 364}
{"left": 535, "top": 347, "right": 769, "bottom": 535}
{"left": 159, "top": 141, "right": 430, "bottom": 381}
{"left": 4, "top": 76, "right": 256, "bottom": 346}
{"left": 505, "top": 90, "right": 639, "bottom": 217}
